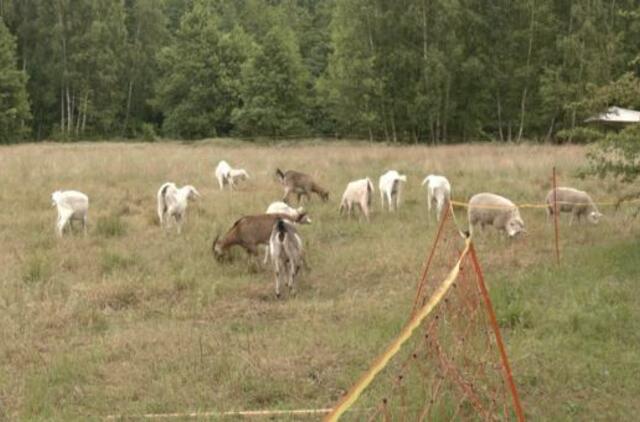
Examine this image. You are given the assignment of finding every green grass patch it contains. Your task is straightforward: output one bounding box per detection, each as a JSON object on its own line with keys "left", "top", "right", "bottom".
{"left": 95, "top": 214, "right": 127, "bottom": 238}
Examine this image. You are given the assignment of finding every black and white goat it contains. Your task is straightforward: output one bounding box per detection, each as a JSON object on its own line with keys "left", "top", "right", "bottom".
{"left": 269, "top": 219, "right": 304, "bottom": 298}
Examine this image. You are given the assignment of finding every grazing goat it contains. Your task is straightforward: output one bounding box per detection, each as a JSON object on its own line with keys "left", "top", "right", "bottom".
{"left": 269, "top": 219, "right": 304, "bottom": 298}
{"left": 468, "top": 192, "right": 525, "bottom": 237}
{"left": 51, "top": 190, "right": 89, "bottom": 237}
{"left": 545, "top": 187, "right": 602, "bottom": 225}
{"left": 379, "top": 170, "right": 407, "bottom": 211}
{"left": 422, "top": 175, "right": 451, "bottom": 221}
{"left": 339, "top": 177, "right": 374, "bottom": 221}
{"left": 157, "top": 182, "right": 201, "bottom": 234}
{"left": 276, "top": 168, "right": 329, "bottom": 204}
{"left": 215, "top": 160, "right": 249, "bottom": 190}
{"left": 212, "top": 213, "right": 307, "bottom": 261}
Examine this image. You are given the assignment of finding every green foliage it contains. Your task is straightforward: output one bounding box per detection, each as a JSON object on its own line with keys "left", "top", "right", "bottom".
{"left": 141, "top": 122, "right": 158, "bottom": 142}
{"left": 2, "top": 0, "right": 640, "bottom": 141}
{"left": 556, "top": 127, "right": 604, "bottom": 144}
{"left": 152, "top": 2, "right": 252, "bottom": 139}
{"left": 0, "top": 17, "right": 30, "bottom": 142}
{"left": 585, "top": 124, "right": 640, "bottom": 182}
{"left": 232, "top": 25, "right": 309, "bottom": 136}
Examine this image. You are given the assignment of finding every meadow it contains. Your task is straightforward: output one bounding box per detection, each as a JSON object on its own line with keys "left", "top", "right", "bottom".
{"left": 1, "top": 140, "right": 639, "bottom": 420}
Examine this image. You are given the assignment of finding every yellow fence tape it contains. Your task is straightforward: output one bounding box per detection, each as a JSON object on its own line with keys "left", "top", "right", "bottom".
{"left": 450, "top": 197, "right": 640, "bottom": 210}
{"left": 324, "top": 237, "right": 472, "bottom": 421}
{"left": 106, "top": 407, "right": 334, "bottom": 419}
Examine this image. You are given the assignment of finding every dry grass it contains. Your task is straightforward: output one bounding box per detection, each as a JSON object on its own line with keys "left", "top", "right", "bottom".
{"left": 1, "top": 139, "right": 639, "bottom": 420}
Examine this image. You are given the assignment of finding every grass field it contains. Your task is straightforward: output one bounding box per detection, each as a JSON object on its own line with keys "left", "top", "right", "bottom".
{"left": 1, "top": 140, "right": 639, "bottom": 420}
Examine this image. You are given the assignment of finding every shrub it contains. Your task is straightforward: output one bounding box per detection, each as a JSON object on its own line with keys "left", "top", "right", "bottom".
{"left": 141, "top": 123, "right": 158, "bottom": 142}
{"left": 556, "top": 127, "right": 604, "bottom": 144}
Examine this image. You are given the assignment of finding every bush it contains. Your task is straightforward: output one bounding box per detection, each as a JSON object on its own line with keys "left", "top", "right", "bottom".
{"left": 584, "top": 124, "right": 640, "bottom": 182}
{"left": 556, "top": 127, "right": 604, "bottom": 144}
{"left": 141, "top": 123, "right": 158, "bottom": 142}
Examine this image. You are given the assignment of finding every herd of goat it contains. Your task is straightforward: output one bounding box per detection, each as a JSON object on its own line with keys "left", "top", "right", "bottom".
{"left": 50, "top": 159, "right": 603, "bottom": 297}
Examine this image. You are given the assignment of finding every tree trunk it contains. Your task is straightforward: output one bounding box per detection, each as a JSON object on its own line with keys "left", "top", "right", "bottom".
{"left": 443, "top": 77, "right": 451, "bottom": 142}
{"left": 66, "top": 86, "right": 72, "bottom": 135}
{"left": 60, "top": 87, "right": 65, "bottom": 133}
{"left": 390, "top": 111, "right": 397, "bottom": 143}
{"left": 81, "top": 92, "right": 89, "bottom": 134}
{"left": 122, "top": 79, "right": 134, "bottom": 137}
{"left": 546, "top": 114, "right": 556, "bottom": 142}
{"left": 497, "top": 91, "right": 504, "bottom": 142}
{"left": 517, "top": 0, "right": 536, "bottom": 142}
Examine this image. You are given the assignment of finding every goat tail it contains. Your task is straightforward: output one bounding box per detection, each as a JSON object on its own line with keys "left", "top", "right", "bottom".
{"left": 275, "top": 218, "right": 287, "bottom": 242}
{"left": 275, "top": 168, "right": 285, "bottom": 183}
{"left": 159, "top": 183, "right": 171, "bottom": 215}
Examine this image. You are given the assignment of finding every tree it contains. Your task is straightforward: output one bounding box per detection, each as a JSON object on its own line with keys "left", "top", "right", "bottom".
{"left": 232, "top": 24, "right": 310, "bottom": 137}
{"left": 153, "top": 0, "right": 252, "bottom": 139}
{"left": 0, "top": 16, "right": 30, "bottom": 142}
{"left": 121, "top": 0, "right": 169, "bottom": 137}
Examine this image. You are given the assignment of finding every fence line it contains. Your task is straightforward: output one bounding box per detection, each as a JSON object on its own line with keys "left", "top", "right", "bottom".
{"left": 324, "top": 237, "right": 472, "bottom": 421}
{"left": 106, "top": 407, "right": 336, "bottom": 419}
{"left": 449, "top": 197, "right": 640, "bottom": 210}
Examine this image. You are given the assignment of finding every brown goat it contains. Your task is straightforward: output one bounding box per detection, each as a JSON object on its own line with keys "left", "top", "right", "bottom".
{"left": 276, "top": 168, "right": 329, "bottom": 204}
{"left": 212, "top": 212, "right": 307, "bottom": 261}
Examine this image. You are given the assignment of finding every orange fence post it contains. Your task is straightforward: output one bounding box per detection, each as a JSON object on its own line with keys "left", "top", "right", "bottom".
{"left": 469, "top": 243, "right": 526, "bottom": 422}
{"left": 552, "top": 167, "right": 560, "bottom": 265}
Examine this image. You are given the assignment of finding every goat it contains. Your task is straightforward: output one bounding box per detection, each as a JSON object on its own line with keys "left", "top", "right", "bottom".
{"left": 157, "top": 182, "right": 200, "bottom": 234}
{"left": 215, "top": 160, "right": 249, "bottom": 190}
{"left": 379, "top": 170, "right": 407, "bottom": 211}
{"left": 264, "top": 201, "right": 311, "bottom": 263}
{"left": 421, "top": 175, "right": 451, "bottom": 221}
{"left": 339, "top": 177, "right": 374, "bottom": 221}
{"left": 545, "top": 187, "right": 602, "bottom": 225}
{"left": 212, "top": 212, "right": 307, "bottom": 261}
{"left": 51, "top": 190, "right": 89, "bottom": 237}
{"left": 468, "top": 192, "right": 525, "bottom": 237}
{"left": 276, "top": 168, "right": 329, "bottom": 204}
{"left": 269, "top": 219, "right": 304, "bottom": 298}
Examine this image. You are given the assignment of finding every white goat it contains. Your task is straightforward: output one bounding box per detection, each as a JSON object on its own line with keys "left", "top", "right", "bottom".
{"left": 51, "top": 190, "right": 89, "bottom": 237}
{"left": 340, "top": 177, "right": 374, "bottom": 221}
{"left": 157, "top": 182, "right": 201, "bottom": 233}
{"left": 422, "top": 175, "right": 451, "bottom": 221}
{"left": 215, "top": 160, "right": 249, "bottom": 190}
{"left": 379, "top": 170, "right": 407, "bottom": 211}
{"left": 269, "top": 219, "right": 304, "bottom": 298}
